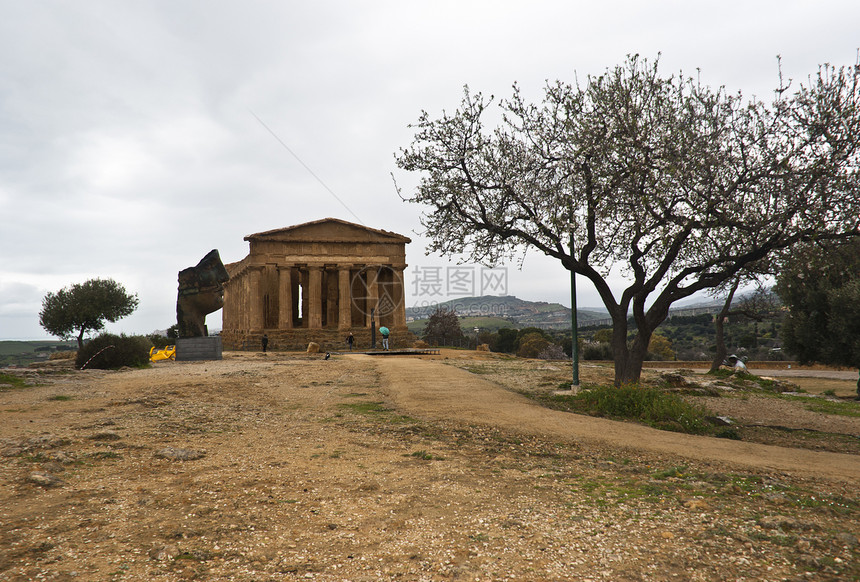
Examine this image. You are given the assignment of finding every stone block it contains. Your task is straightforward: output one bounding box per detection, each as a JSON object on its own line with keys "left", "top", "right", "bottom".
{"left": 176, "top": 337, "right": 223, "bottom": 361}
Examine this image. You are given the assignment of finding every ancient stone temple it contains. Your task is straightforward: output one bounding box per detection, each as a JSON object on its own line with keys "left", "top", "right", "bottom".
{"left": 220, "top": 218, "right": 413, "bottom": 351}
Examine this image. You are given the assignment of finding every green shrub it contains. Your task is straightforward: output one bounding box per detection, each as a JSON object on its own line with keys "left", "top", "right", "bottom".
{"left": 570, "top": 384, "right": 711, "bottom": 434}
{"left": 537, "top": 344, "right": 567, "bottom": 360}
{"left": 75, "top": 333, "right": 152, "bottom": 370}
{"left": 517, "top": 332, "right": 551, "bottom": 358}
{"left": 582, "top": 342, "right": 613, "bottom": 360}
{"left": 148, "top": 333, "right": 174, "bottom": 349}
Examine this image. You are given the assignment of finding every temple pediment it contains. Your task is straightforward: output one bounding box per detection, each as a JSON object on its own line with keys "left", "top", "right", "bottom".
{"left": 245, "top": 218, "right": 411, "bottom": 244}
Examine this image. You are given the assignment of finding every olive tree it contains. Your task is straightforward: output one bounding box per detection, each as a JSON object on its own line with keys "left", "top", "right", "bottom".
{"left": 395, "top": 56, "right": 860, "bottom": 385}
{"left": 39, "top": 278, "right": 139, "bottom": 349}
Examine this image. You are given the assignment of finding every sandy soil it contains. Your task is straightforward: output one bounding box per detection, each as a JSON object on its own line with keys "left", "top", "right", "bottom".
{"left": 1, "top": 351, "right": 859, "bottom": 581}
{"left": 372, "top": 356, "right": 860, "bottom": 482}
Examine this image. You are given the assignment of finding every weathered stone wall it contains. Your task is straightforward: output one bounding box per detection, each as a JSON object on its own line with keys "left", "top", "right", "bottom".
{"left": 221, "top": 329, "right": 416, "bottom": 352}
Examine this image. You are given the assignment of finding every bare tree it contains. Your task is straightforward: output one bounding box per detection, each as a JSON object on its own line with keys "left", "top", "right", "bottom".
{"left": 709, "top": 280, "right": 780, "bottom": 372}
{"left": 422, "top": 306, "right": 464, "bottom": 346}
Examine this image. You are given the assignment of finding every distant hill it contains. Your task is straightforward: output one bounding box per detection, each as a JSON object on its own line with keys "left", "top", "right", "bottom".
{"left": 405, "top": 294, "right": 736, "bottom": 332}
{"left": 404, "top": 294, "right": 787, "bottom": 360}
{"left": 406, "top": 296, "right": 607, "bottom": 330}
{"left": 0, "top": 340, "right": 76, "bottom": 367}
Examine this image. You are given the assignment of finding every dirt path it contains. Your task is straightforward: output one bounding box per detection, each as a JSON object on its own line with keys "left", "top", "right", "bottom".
{"left": 3, "top": 353, "right": 860, "bottom": 581}
{"left": 367, "top": 355, "right": 860, "bottom": 483}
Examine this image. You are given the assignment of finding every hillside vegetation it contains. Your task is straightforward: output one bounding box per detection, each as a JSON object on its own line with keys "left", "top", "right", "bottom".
{"left": 0, "top": 341, "right": 76, "bottom": 367}
{"left": 407, "top": 296, "right": 785, "bottom": 362}
{"left": 406, "top": 295, "right": 606, "bottom": 330}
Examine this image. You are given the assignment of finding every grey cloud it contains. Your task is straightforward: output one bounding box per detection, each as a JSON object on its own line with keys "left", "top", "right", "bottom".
{"left": 2, "top": 0, "right": 859, "bottom": 339}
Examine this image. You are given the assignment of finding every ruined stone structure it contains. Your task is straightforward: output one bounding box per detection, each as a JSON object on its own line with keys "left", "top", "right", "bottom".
{"left": 177, "top": 249, "right": 230, "bottom": 338}
{"left": 176, "top": 249, "right": 229, "bottom": 361}
{"left": 221, "top": 218, "right": 413, "bottom": 351}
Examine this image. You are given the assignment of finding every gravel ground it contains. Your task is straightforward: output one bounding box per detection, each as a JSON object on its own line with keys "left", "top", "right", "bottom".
{"left": 0, "top": 351, "right": 858, "bottom": 581}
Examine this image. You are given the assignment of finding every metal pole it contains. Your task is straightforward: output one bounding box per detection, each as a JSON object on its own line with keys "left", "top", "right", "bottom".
{"left": 570, "top": 268, "right": 580, "bottom": 392}
{"left": 570, "top": 231, "right": 580, "bottom": 393}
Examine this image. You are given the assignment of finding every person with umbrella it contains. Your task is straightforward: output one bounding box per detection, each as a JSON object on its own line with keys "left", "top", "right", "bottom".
{"left": 379, "top": 326, "right": 390, "bottom": 350}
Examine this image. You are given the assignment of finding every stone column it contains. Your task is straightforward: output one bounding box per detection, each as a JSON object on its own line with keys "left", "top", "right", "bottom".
{"left": 338, "top": 266, "right": 352, "bottom": 330}
{"left": 308, "top": 266, "right": 323, "bottom": 329}
{"left": 249, "top": 267, "right": 264, "bottom": 330}
{"left": 221, "top": 280, "right": 234, "bottom": 330}
{"left": 392, "top": 266, "right": 407, "bottom": 328}
{"left": 300, "top": 269, "right": 308, "bottom": 327}
{"left": 263, "top": 264, "right": 276, "bottom": 328}
{"left": 325, "top": 269, "right": 338, "bottom": 327}
{"left": 365, "top": 267, "right": 379, "bottom": 327}
{"left": 278, "top": 266, "right": 293, "bottom": 329}
{"left": 243, "top": 272, "right": 251, "bottom": 329}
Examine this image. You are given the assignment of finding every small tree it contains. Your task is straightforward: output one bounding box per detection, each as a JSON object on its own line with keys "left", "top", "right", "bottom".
{"left": 423, "top": 306, "right": 464, "bottom": 346}
{"left": 537, "top": 343, "right": 568, "bottom": 360}
{"left": 39, "top": 278, "right": 139, "bottom": 350}
{"left": 775, "top": 240, "right": 860, "bottom": 398}
{"left": 493, "top": 327, "right": 518, "bottom": 353}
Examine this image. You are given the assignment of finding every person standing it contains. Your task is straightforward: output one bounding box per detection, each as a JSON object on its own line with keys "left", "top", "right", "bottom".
{"left": 261, "top": 334, "right": 268, "bottom": 353}
{"left": 379, "top": 326, "right": 390, "bottom": 351}
{"left": 346, "top": 332, "right": 355, "bottom": 351}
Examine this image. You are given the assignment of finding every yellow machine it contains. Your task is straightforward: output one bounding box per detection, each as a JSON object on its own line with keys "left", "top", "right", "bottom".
{"left": 149, "top": 345, "right": 176, "bottom": 362}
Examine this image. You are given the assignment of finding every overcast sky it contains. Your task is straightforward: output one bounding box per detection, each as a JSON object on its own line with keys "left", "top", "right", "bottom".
{"left": 1, "top": 1, "right": 858, "bottom": 340}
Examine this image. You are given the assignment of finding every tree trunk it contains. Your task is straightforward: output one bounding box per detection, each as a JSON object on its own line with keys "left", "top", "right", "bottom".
{"left": 710, "top": 315, "right": 727, "bottom": 373}
{"left": 710, "top": 278, "right": 740, "bottom": 373}
{"left": 611, "top": 322, "right": 652, "bottom": 386}
{"left": 856, "top": 370, "right": 860, "bottom": 401}
{"left": 614, "top": 352, "right": 645, "bottom": 386}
